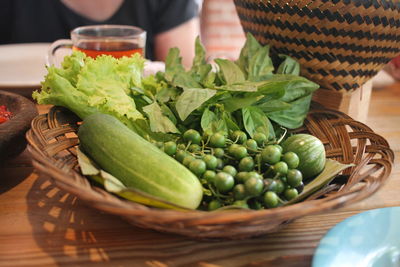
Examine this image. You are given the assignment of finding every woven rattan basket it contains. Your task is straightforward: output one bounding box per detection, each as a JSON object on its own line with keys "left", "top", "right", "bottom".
{"left": 26, "top": 106, "right": 394, "bottom": 239}
{"left": 233, "top": 0, "right": 400, "bottom": 91}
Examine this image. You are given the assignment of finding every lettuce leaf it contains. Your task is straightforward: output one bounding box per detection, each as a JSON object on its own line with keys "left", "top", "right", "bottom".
{"left": 33, "top": 51, "right": 145, "bottom": 124}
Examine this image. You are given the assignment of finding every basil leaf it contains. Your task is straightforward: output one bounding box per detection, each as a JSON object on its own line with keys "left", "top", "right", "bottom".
{"left": 277, "top": 54, "right": 300, "bottom": 76}
{"left": 247, "top": 45, "right": 274, "bottom": 82}
{"left": 160, "top": 103, "right": 177, "bottom": 125}
{"left": 201, "top": 108, "right": 231, "bottom": 135}
{"left": 155, "top": 86, "right": 179, "bottom": 103}
{"left": 201, "top": 107, "right": 217, "bottom": 132}
{"left": 262, "top": 74, "right": 318, "bottom": 129}
{"left": 253, "top": 80, "right": 288, "bottom": 99}
{"left": 214, "top": 58, "right": 245, "bottom": 85}
{"left": 192, "top": 36, "right": 207, "bottom": 68}
{"left": 194, "top": 64, "right": 213, "bottom": 84}
{"left": 242, "top": 106, "right": 270, "bottom": 138}
{"left": 274, "top": 74, "right": 319, "bottom": 102}
{"left": 222, "top": 112, "right": 240, "bottom": 132}
{"left": 214, "top": 81, "right": 259, "bottom": 92}
{"left": 175, "top": 88, "right": 216, "bottom": 121}
{"left": 236, "top": 32, "right": 262, "bottom": 77}
{"left": 266, "top": 118, "right": 276, "bottom": 140}
{"left": 143, "top": 102, "right": 180, "bottom": 133}
{"left": 212, "top": 118, "right": 228, "bottom": 134}
{"left": 222, "top": 95, "right": 261, "bottom": 112}
{"left": 172, "top": 72, "right": 202, "bottom": 89}
{"left": 268, "top": 94, "right": 312, "bottom": 129}
{"left": 190, "top": 37, "right": 213, "bottom": 85}
{"left": 164, "top": 46, "right": 202, "bottom": 89}
{"left": 164, "top": 48, "right": 185, "bottom": 82}
{"left": 202, "top": 70, "right": 216, "bottom": 88}
{"left": 255, "top": 99, "right": 292, "bottom": 113}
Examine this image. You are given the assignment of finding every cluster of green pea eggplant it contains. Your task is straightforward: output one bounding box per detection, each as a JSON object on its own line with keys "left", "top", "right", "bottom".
{"left": 155, "top": 128, "right": 304, "bottom": 210}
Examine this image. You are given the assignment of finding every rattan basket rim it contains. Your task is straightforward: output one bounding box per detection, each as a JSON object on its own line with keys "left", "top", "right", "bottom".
{"left": 26, "top": 105, "right": 394, "bottom": 239}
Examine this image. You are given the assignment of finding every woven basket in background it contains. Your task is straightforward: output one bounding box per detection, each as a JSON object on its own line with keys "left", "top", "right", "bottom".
{"left": 234, "top": 0, "right": 400, "bottom": 91}
{"left": 26, "top": 106, "right": 394, "bottom": 239}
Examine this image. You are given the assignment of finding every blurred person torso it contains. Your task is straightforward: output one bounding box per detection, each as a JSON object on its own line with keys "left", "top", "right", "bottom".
{"left": 0, "top": 0, "right": 199, "bottom": 60}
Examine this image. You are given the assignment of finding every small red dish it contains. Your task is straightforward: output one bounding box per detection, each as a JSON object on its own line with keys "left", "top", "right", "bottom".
{"left": 0, "top": 90, "right": 38, "bottom": 162}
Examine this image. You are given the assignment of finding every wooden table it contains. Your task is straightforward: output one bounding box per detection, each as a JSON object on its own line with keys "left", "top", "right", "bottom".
{"left": 1, "top": 83, "right": 399, "bottom": 267}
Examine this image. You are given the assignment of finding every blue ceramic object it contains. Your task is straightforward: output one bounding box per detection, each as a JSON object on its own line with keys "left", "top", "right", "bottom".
{"left": 313, "top": 207, "right": 400, "bottom": 267}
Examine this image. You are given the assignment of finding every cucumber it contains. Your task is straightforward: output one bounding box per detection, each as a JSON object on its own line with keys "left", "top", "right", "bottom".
{"left": 78, "top": 113, "right": 203, "bottom": 209}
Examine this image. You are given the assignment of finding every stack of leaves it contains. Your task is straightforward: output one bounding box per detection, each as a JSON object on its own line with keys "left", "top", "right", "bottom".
{"left": 33, "top": 33, "right": 319, "bottom": 143}
{"left": 34, "top": 33, "right": 354, "bottom": 211}
{"left": 139, "top": 33, "right": 320, "bottom": 141}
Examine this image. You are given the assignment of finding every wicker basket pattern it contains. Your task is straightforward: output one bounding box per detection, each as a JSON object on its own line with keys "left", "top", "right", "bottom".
{"left": 233, "top": 0, "right": 400, "bottom": 91}
{"left": 26, "top": 106, "right": 394, "bottom": 239}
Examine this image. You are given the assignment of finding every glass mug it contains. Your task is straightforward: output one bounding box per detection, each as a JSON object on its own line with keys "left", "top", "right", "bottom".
{"left": 47, "top": 24, "right": 146, "bottom": 65}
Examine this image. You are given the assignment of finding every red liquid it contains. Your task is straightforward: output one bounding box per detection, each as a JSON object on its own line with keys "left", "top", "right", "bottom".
{"left": 73, "top": 41, "right": 143, "bottom": 59}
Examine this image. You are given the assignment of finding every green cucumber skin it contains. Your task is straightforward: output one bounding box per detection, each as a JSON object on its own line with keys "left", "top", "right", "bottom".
{"left": 78, "top": 113, "right": 203, "bottom": 209}
{"left": 282, "top": 134, "right": 326, "bottom": 179}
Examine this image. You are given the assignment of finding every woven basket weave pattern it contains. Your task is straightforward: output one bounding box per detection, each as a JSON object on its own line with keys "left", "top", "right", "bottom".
{"left": 234, "top": 0, "right": 400, "bottom": 91}
{"left": 26, "top": 106, "right": 394, "bottom": 239}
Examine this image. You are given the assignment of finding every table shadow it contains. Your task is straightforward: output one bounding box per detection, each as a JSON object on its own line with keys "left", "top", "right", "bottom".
{"left": 0, "top": 166, "right": 33, "bottom": 194}
{"left": 26, "top": 175, "right": 191, "bottom": 267}
{"left": 26, "top": 175, "right": 313, "bottom": 267}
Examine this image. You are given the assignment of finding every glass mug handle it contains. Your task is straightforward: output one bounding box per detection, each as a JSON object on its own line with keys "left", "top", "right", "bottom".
{"left": 46, "top": 39, "right": 73, "bottom": 66}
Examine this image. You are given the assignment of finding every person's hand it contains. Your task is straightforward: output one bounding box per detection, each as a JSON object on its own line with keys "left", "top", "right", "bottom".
{"left": 387, "top": 55, "right": 400, "bottom": 80}
{"left": 154, "top": 17, "right": 200, "bottom": 68}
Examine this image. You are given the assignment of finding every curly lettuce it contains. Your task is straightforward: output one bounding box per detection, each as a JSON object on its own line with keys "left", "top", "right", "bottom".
{"left": 33, "top": 51, "right": 145, "bottom": 122}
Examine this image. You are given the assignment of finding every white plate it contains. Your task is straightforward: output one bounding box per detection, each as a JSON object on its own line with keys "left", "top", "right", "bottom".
{"left": 313, "top": 207, "right": 400, "bottom": 267}
{"left": 0, "top": 43, "right": 165, "bottom": 92}
{"left": 0, "top": 43, "right": 50, "bottom": 89}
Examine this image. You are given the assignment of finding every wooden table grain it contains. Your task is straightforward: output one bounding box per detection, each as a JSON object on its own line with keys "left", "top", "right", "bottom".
{"left": 1, "top": 83, "right": 399, "bottom": 267}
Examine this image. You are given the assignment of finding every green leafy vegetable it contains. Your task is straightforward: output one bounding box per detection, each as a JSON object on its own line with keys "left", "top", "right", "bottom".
{"left": 264, "top": 75, "right": 319, "bottom": 128}
{"left": 277, "top": 75, "right": 320, "bottom": 103}
{"left": 175, "top": 88, "right": 217, "bottom": 121}
{"left": 222, "top": 95, "right": 261, "bottom": 113}
{"left": 36, "top": 33, "right": 348, "bottom": 212}
{"left": 215, "top": 58, "right": 246, "bottom": 85}
{"left": 143, "top": 102, "right": 180, "bottom": 133}
{"left": 268, "top": 94, "right": 313, "bottom": 129}
{"left": 255, "top": 99, "right": 292, "bottom": 113}
{"left": 222, "top": 111, "right": 241, "bottom": 132}
{"left": 242, "top": 106, "right": 270, "bottom": 138}
{"left": 157, "top": 33, "right": 319, "bottom": 129}
{"left": 201, "top": 107, "right": 217, "bottom": 132}
{"left": 277, "top": 54, "right": 300, "bottom": 75}
{"left": 33, "top": 51, "right": 144, "bottom": 124}
{"left": 190, "top": 37, "right": 213, "bottom": 85}
{"left": 247, "top": 45, "right": 274, "bottom": 81}
{"left": 192, "top": 37, "right": 207, "bottom": 68}
{"left": 164, "top": 47, "right": 185, "bottom": 83}
{"left": 172, "top": 72, "right": 202, "bottom": 89}
{"left": 285, "top": 159, "right": 354, "bottom": 205}
{"left": 236, "top": 32, "right": 263, "bottom": 77}
{"left": 34, "top": 33, "right": 320, "bottom": 144}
